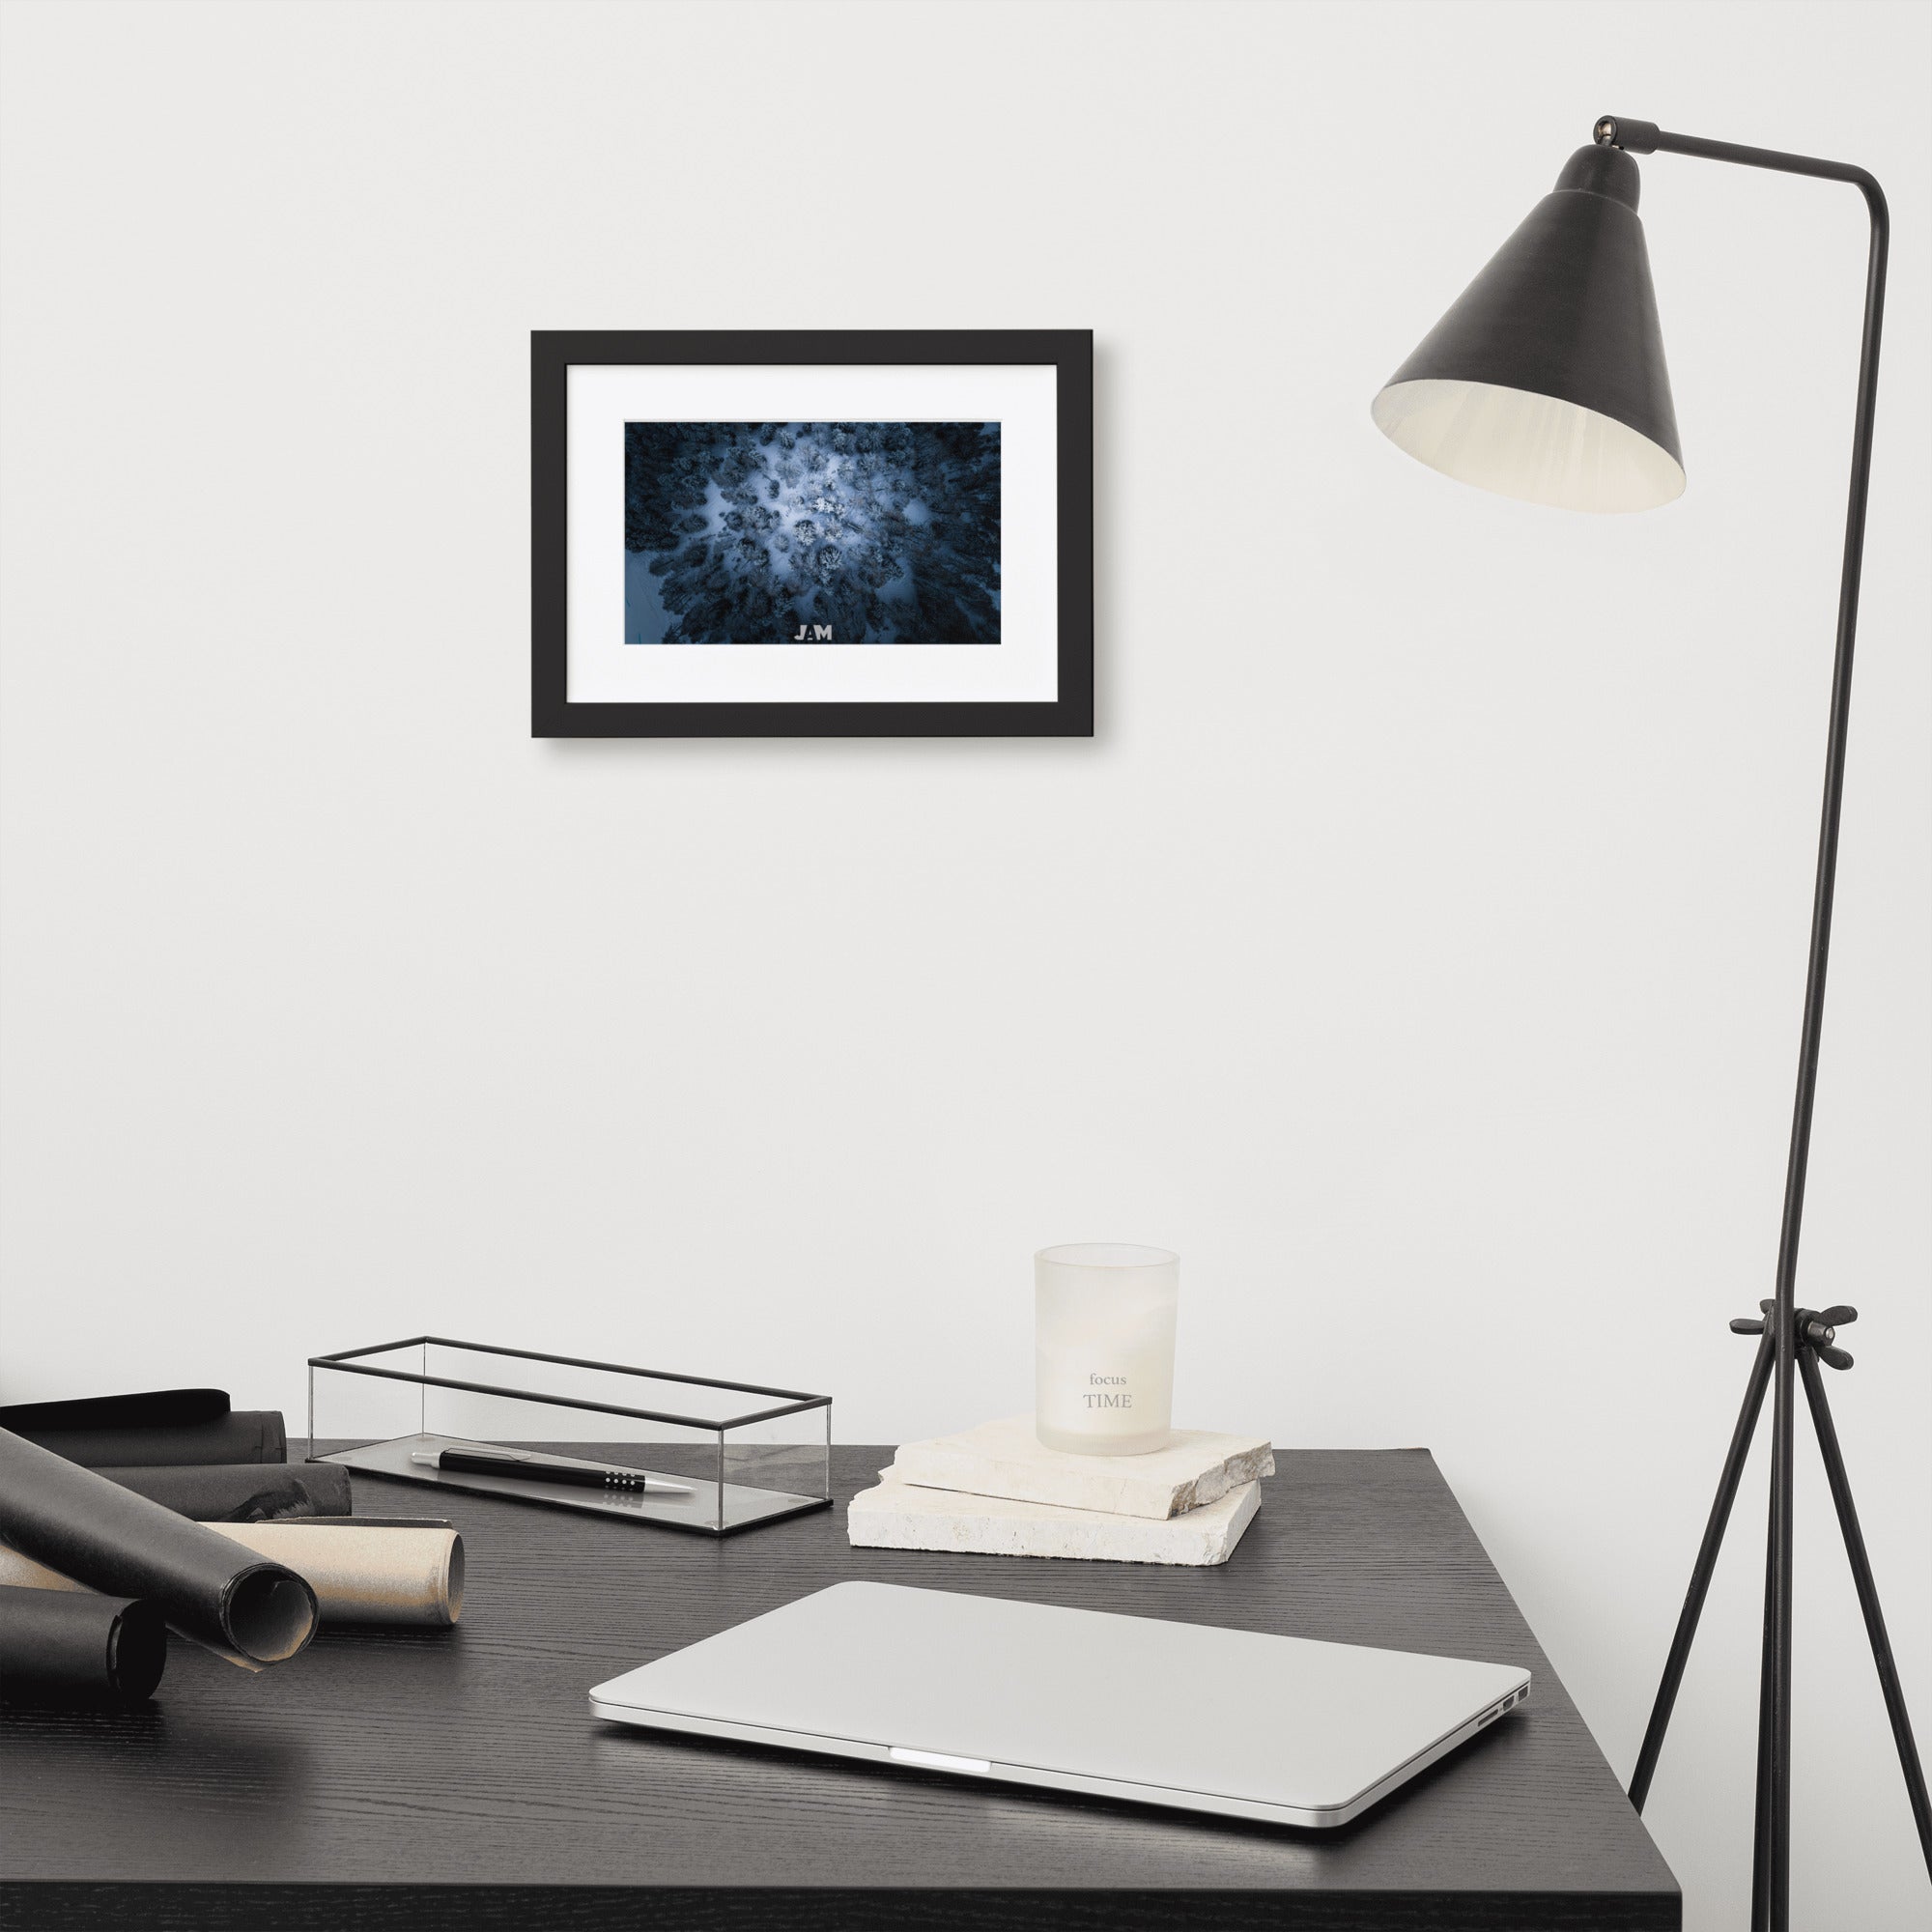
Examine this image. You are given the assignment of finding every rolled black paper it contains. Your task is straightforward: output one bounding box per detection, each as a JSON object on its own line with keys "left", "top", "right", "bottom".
{"left": 97, "top": 1463, "right": 353, "bottom": 1521}
{"left": 1, "top": 1410, "right": 286, "bottom": 1468}
{"left": 0, "top": 1584, "right": 168, "bottom": 1703}
{"left": 0, "top": 1428, "right": 316, "bottom": 1667}
{"left": 0, "top": 1389, "right": 229, "bottom": 1433}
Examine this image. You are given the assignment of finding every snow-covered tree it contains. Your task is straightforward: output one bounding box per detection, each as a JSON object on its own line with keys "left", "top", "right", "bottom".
{"left": 625, "top": 420, "right": 1001, "bottom": 643}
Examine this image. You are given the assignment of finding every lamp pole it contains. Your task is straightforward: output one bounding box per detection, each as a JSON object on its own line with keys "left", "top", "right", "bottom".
{"left": 1375, "top": 113, "right": 1923, "bottom": 1929}
{"left": 1590, "top": 118, "right": 1910, "bottom": 1932}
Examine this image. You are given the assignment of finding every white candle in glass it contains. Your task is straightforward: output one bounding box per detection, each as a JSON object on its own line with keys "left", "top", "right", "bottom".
{"left": 1034, "top": 1243, "right": 1179, "bottom": 1457}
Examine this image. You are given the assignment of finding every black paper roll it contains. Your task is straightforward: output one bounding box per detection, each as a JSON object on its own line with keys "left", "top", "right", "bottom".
{"left": 97, "top": 1463, "right": 353, "bottom": 1521}
{"left": 0, "top": 1389, "right": 229, "bottom": 1433}
{"left": 1, "top": 1410, "right": 286, "bottom": 1468}
{"left": 0, "top": 1429, "right": 316, "bottom": 1668}
{"left": 0, "top": 1584, "right": 167, "bottom": 1703}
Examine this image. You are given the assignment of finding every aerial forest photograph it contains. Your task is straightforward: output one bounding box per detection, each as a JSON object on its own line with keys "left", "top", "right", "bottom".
{"left": 624, "top": 420, "right": 1002, "bottom": 645}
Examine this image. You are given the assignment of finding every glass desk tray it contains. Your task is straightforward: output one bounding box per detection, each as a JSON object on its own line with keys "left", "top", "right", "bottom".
{"left": 308, "top": 1337, "right": 833, "bottom": 1537}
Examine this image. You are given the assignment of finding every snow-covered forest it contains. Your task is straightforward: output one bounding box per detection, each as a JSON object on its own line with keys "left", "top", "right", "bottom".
{"left": 624, "top": 421, "right": 1001, "bottom": 644}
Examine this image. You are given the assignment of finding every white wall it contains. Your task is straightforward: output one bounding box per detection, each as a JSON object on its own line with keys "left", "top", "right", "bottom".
{"left": 2, "top": 2, "right": 1925, "bottom": 1922}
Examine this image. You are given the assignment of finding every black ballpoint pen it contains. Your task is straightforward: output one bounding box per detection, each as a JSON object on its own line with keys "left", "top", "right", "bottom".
{"left": 410, "top": 1443, "right": 691, "bottom": 1495}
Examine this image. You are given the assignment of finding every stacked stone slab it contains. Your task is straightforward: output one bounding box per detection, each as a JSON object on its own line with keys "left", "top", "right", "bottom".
{"left": 847, "top": 1416, "right": 1273, "bottom": 1567}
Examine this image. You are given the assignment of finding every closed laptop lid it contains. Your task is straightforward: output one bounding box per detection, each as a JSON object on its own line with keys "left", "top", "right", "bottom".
{"left": 589, "top": 1580, "right": 1529, "bottom": 1818}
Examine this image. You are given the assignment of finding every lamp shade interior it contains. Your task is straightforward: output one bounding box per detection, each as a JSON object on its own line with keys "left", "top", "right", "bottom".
{"left": 1372, "top": 377, "right": 1686, "bottom": 513}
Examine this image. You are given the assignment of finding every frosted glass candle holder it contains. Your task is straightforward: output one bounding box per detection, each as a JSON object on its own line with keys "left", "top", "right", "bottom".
{"left": 1034, "top": 1243, "right": 1179, "bottom": 1457}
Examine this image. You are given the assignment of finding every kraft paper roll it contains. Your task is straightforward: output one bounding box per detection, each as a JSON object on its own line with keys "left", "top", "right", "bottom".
{"left": 207, "top": 1520, "right": 464, "bottom": 1627}
{"left": 98, "top": 1463, "right": 353, "bottom": 1521}
{"left": 0, "top": 1583, "right": 168, "bottom": 1704}
{"left": 0, "top": 1428, "right": 316, "bottom": 1668}
{"left": 0, "top": 1520, "right": 464, "bottom": 1629}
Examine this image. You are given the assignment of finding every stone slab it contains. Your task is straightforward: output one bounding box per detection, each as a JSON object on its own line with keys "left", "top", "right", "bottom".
{"left": 890, "top": 1413, "right": 1274, "bottom": 1520}
{"left": 847, "top": 1465, "right": 1262, "bottom": 1566}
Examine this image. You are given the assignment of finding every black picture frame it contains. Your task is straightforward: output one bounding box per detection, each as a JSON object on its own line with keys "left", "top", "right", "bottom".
{"left": 531, "top": 329, "right": 1094, "bottom": 738}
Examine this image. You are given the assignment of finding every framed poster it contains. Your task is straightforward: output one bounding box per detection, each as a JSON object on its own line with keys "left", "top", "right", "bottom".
{"left": 531, "top": 330, "right": 1093, "bottom": 737}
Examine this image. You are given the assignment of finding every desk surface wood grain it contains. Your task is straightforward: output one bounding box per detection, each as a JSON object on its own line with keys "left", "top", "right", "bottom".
{"left": 1, "top": 1445, "right": 1677, "bottom": 1931}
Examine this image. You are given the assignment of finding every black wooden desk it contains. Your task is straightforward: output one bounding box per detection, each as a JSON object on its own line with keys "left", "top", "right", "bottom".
{"left": 1, "top": 1446, "right": 1678, "bottom": 1930}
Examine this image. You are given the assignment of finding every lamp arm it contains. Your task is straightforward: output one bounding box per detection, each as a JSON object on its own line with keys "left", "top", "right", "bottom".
{"left": 1597, "top": 115, "right": 1891, "bottom": 1932}
{"left": 1594, "top": 115, "right": 1885, "bottom": 207}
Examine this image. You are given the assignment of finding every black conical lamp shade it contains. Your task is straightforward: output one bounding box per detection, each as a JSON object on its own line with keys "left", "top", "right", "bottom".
{"left": 1373, "top": 145, "right": 1684, "bottom": 512}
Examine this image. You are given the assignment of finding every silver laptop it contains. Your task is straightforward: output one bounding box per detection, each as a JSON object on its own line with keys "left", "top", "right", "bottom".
{"left": 589, "top": 1581, "right": 1530, "bottom": 1829}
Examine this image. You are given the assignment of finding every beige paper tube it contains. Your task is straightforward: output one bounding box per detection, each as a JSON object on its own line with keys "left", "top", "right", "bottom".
{"left": 0, "top": 1520, "right": 464, "bottom": 1628}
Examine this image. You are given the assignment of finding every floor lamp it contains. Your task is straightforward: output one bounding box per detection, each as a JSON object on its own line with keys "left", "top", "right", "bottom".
{"left": 1369, "top": 116, "right": 1927, "bottom": 1931}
